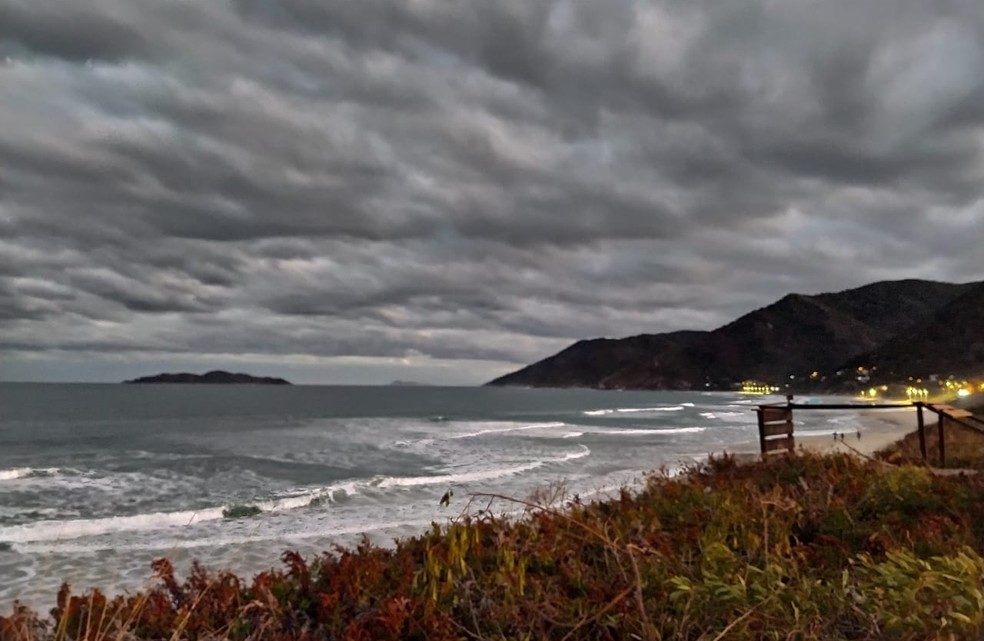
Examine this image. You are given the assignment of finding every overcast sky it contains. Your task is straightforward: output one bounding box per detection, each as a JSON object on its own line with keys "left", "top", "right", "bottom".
{"left": 1, "top": 0, "right": 983, "bottom": 384}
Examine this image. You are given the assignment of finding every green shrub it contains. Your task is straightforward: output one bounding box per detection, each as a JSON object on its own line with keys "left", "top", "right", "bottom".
{"left": 222, "top": 504, "right": 262, "bottom": 519}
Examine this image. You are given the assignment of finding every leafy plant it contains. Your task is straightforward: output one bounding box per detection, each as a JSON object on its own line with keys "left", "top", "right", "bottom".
{"left": 221, "top": 504, "right": 262, "bottom": 519}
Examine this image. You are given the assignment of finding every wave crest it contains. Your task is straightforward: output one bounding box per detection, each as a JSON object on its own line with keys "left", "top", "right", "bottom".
{"left": 0, "top": 467, "right": 62, "bottom": 481}
{"left": 584, "top": 405, "right": 691, "bottom": 416}
{"left": 0, "top": 446, "right": 591, "bottom": 545}
{"left": 378, "top": 446, "right": 590, "bottom": 488}
{"left": 449, "top": 422, "right": 566, "bottom": 439}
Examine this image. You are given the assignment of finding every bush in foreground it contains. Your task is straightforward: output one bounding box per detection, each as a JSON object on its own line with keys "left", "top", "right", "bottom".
{"left": 4, "top": 453, "right": 984, "bottom": 640}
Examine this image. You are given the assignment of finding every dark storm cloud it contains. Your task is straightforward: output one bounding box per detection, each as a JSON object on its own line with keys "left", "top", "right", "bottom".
{"left": 0, "top": 0, "right": 149, "bottom": 63}
{"left": 2, "top": 0, "right": 983, "bottom": 383}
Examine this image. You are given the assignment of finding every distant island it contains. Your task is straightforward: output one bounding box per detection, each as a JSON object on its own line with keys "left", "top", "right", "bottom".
{"left": 124, "top": 370, "right": 291, "bottom": 385}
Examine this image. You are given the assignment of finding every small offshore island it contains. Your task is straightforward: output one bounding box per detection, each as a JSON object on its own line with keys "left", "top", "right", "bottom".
{"left": 124, "top": 370, "right": 291, "bottom": 385}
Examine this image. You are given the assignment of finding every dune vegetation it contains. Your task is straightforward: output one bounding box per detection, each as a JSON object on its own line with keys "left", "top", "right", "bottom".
{"left": 4, "top": 452, "right": 984, "bottom": 640}
{"left": 877, "top": 409, "right": 984, "bottom": 470}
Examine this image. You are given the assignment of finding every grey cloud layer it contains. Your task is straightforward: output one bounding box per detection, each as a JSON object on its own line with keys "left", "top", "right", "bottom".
{"left": 2, "top": 0, "right": 983, "bottom": 382}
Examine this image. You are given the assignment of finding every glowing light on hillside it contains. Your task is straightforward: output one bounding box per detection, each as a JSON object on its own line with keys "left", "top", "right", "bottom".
{"left": 740, "top": 381, "right": 780, "bottom": 395}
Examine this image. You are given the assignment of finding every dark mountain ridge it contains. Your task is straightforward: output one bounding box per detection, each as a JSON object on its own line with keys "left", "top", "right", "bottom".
{"left": 488, "top": 279, "right": 980, "bottom": 390}
{"left": 845, "top": 281, "right": 984, "bottom": 383}
{"left": 124, "top": 370, "right": 291, "bottom": 385}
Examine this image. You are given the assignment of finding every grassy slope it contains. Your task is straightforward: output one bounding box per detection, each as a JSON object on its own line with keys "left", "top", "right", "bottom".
{"left": 5, "top": 454, "right": 984, "bottom": 640}
{"left": 877, "top": 401, "right": 984, "bottom": 468}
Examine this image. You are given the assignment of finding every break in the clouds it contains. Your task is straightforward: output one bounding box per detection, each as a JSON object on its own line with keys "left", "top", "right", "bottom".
{"left": 1, "top": 0, "right": 983, "bottom": 384}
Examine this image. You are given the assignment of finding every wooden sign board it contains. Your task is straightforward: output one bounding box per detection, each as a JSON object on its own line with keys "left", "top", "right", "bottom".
{"left": 761, "top": 407, "right": 792, "bottom": 424}
{"left": 762, "top": 421, "right": 793, "bottom": 437}
{"left": 763, "top": 436, "right": 794, "bottom": 453}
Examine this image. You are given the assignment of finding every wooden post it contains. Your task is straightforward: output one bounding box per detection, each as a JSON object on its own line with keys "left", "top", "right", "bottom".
{"left": 916, "top": 403, "right": 927, "bottom": 463}
{"left": 786, "top": 404, "right": 795, "bottom": 453}
{"left": 937, "top": 413, "right": 946, "bottom": 467}
{"left": 757, "top": 408, "right": 766, "bottom": 456}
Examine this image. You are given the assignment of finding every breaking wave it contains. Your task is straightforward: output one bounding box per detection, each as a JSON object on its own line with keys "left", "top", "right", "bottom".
{"left": 0, "top": 481, "right": 360, "bottom": 544}
{"left": 0, "top": 467, "right": 63, "bottom": 481}
{"left": 0, "top": 447, "right": 590, "bottom": 545}
{"left": 12, "top": 518, "right": 443, "bottom": 554}
{"left": 592, "top": 427, "right": 705, "bottom": 436}
{"left": 583, "top": 404, "right": 692, "bottom": 416}
{"left": 449, "top": 422, "right": 567, "bottom": 439}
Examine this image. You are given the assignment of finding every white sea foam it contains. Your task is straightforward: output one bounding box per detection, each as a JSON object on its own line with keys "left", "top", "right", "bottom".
{"left": 0, "top": 468, "right": 33, "bottom": 481}
{"left": 449, "top": 422, "right": 566, "bottom": 439}
{"left": 700, "top": 411, "right": 748, "bottom": 421}
{"left": 377, "top": 446, "right": 591, "bottom": 488}
{"left": 12, "top": 518, "right": 443, "bottom": 554}
{"left": 377, "top": 464, "right": 543, "bottom": 489}
{"left": 0, "top": 467, "right": 62, "bottom": 481}
{"left": 593, "top": 427, "right": 705, "bottom": 436}
{"left": 561, "top": 431, "right": 584, "bottom": 438}
{"left": 257, "top": 481, "right": 359, "bottom": 512}
{"left": 0, "top": 508, "right": 227, "bottom": 544}
{"left": 584, "top": 405, "right": 687, "bottom": 416}
{"left": 0, "top": 480, "right": 360, "bottom": 544}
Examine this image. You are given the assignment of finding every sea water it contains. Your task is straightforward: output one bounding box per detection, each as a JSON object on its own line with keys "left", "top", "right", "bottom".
{"left": 0, "top": 383, "right": 859, "bottom": 609}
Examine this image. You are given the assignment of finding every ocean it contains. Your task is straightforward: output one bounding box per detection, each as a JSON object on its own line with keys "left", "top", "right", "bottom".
{"left": 0, "top": 383, "right": 861, "bottom": 609}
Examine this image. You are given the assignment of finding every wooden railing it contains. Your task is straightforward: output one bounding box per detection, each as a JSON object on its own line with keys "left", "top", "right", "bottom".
{"left": 756, "top": 396, "right": 984, "bottom": 467}
{"left": 756, "top": 396, "right": 913, "bottom": 455}
{"left": 914, "top": 402, "right": 984, "bottom": 467}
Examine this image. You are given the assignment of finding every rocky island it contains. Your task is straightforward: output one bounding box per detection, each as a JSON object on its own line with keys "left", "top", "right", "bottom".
{"left": 124, "top": 370, "right": 291, "bottom": 385}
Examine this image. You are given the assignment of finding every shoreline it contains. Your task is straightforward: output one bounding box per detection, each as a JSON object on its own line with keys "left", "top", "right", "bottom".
{"left": 795, "top": 408, "right": 917, "bottom": 457}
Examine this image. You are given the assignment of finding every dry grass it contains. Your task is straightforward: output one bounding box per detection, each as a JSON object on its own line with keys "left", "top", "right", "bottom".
{"left": 879, "top": 416, "right": 984, "bottom": 468}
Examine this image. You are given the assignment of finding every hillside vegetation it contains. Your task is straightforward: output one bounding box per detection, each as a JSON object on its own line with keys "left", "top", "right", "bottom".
{"left": 847, "top": 283, "right": 984, "bottom": 383}
{"left": 488, "top": 279, "right": 980, "bottom": 390}
{"left": 5, "top": 453, "right": 984, "bottom": 640}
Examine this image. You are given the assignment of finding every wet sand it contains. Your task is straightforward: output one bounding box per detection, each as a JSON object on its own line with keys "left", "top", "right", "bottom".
{"left": 795, "top": 408, "right": 918, "bottom": 457}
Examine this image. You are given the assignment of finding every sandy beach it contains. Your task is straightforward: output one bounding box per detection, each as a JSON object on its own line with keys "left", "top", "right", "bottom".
{"left": 795, "top": 406, "right": 919, "bottom": 457}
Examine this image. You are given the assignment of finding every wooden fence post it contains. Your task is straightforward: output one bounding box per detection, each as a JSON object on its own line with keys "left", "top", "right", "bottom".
{"left": 916, "top": 403, "right": 927, "bottom": 463}
{"left": 785, "top": 395, "right": 795, "bottom": 454}
{"left": 786, "top": 406, "right": 794, "bottom": 453}
{"left": 757, "top": 408, "right": 766, "bottom": 457}
{"left": 937, "top": 413, "right": 946, "bottom": 467}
